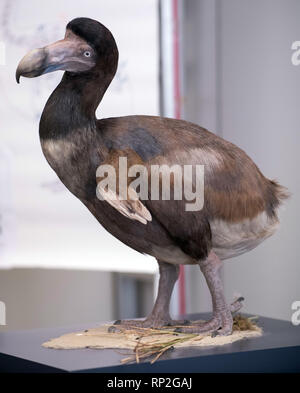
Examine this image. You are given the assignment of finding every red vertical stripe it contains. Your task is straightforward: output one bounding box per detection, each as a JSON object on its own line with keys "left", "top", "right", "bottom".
{"left": 172, "top": 0, "right": 186, "bottom": 316}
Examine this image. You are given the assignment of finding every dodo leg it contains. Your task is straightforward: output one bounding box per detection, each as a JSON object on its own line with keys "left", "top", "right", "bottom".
{"left": 111, "top": 260, "right": 188, "bottom": 330}
{"left": 175, "top": 251, "right": 235, "bottom": 336}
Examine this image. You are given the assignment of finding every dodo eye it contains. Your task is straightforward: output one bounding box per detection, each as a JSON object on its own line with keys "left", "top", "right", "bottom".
{"left": 84, "top": 51, "right": 91, "bottom": 58}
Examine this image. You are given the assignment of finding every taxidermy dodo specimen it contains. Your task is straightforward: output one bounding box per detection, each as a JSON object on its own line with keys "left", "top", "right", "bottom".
{"left": 16, "top": 18, "right": 288, "bottom": 336}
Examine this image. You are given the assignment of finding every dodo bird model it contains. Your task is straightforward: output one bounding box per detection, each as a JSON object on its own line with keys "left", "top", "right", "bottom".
{"left": 16, "top": 18, "right": 288, "bottom": 336}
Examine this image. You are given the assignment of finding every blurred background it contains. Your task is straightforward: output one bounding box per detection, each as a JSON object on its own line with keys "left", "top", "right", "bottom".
{"left": 0, "top": 0, "right": 299, "bottom": 331}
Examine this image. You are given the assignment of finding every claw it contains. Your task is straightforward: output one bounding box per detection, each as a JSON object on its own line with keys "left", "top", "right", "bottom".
{"left": 211, "top": 330, "right": 219, "bottom": 338}
{"left": 174, "top": 327, "right": 182, "bottom": 333}
{"left": 108, "top": 326, "right": 117, "bottom": 333}
{"left": 113, "top": 319, "right": 122, "bottom": 325}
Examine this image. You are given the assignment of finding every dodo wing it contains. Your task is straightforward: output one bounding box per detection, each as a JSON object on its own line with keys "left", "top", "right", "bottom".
{"left": 97, "top": 182, "right": 152, "bottom": 225}
{"left": 96, "top": 148, "right": 152, "bottom": 225}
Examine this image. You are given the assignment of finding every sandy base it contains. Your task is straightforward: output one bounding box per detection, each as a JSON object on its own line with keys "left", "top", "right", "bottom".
{"left": 42, "top": 323, "right": 262, "bottom": 351}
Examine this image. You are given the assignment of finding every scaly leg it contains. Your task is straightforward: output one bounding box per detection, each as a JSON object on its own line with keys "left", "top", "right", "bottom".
{"left": 109, "top": 260, "right": 189, "bottom": 331}
{"left": 175, "top": 251, "right": 235, "bottom": 336}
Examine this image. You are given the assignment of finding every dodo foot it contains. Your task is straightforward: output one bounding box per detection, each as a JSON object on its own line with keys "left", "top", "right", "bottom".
{"left": 174, "top": 310, "right": 233, "bottom": 336}
{"left": 174, "top": 296, "right": 245, "bottom": 336}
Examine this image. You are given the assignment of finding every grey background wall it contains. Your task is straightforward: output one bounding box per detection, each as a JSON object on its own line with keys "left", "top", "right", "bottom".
{"left": 0, "top": 269, "right": 114, "bottom": 331}
{"left": 0, "top": 269, "right": 154, "bottom": 332}
{"left": 182, "top": 0, "right": 299, "bottom": 321}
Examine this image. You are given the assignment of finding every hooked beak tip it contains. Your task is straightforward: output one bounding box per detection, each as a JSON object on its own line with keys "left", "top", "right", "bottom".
{"left": 16, "top": 47, "right": 47, "bottom": 84}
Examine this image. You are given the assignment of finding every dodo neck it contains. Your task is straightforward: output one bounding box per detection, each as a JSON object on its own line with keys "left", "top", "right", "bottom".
{"left": 40, "top": 67, "right": 116, "bottom": 141}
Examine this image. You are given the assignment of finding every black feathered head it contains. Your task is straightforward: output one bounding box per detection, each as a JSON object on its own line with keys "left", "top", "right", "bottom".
{"left": 66, "top": 18, "right": 118, "bottom": 59}
{"left": 16, "top": 17, "right": 119, "bottom": 83}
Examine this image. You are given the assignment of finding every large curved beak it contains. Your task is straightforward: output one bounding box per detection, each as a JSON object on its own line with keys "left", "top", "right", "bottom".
{"left": 16, "top": 35, "right": 95, "bottom": 83}
{"left": 16, "top": 47, "right": 51, "bottom": 83}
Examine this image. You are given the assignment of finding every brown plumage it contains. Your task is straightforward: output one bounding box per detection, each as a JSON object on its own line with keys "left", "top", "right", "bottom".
{"left": 16, "top": 18, "right": 288, "bottom": 335}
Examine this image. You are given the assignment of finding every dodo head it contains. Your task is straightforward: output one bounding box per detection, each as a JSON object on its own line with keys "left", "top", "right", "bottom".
{"left": 16, "top": 17, "right": 118, "bottom": 83}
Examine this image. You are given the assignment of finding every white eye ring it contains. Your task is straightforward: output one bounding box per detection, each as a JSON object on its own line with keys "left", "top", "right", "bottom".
{"left": 84, "top": 51, "right": 91, "bottom": 57}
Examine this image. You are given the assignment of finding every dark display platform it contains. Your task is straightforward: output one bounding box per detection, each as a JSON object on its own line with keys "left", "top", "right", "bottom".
{"left": 0, "top": 313, "right": 299, "bottom": 373}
